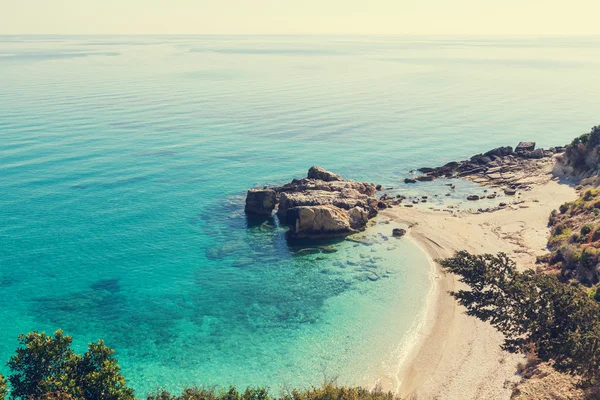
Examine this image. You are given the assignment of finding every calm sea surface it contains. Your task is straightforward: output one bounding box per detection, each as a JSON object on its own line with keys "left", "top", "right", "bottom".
{"left": 1, "top": 35, "right": 599, "bottom": 395}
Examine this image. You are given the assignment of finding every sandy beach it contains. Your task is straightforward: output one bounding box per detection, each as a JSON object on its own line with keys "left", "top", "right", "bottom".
{"left": 379, "top": 176, "right": 576, "bottom": 399}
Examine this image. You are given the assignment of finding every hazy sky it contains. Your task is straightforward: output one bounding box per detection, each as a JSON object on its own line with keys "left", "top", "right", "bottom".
{"left": 2, "top": 0, "right": 600, "bottom": 35}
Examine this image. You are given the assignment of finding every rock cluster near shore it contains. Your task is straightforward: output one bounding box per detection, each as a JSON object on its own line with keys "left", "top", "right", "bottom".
{"left": 245, "top": 166, "right": 379, "bottom": 239}
{"left": 411, "top": 142, "right": 565, "bottom": 189}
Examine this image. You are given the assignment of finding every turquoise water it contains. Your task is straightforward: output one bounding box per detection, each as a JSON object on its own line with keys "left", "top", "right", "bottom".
{"left": 1, "top": 35, "right": 600, "bottom": 396}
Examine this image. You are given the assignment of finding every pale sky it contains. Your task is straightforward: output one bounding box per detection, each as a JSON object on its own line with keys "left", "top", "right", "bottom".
{"left": 2, "top": 0, "right": 600, "bottom": 35}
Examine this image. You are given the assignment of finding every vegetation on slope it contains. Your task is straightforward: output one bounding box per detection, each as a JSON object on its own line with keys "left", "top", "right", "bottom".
{"left": 559, "top": 125, "right": 600, "bottom": 175}
{"left": 0, "top": 331, "right": 397, "bottom": 400}
{"left": 544, "top": 186, "right": 600, "bottom": 287}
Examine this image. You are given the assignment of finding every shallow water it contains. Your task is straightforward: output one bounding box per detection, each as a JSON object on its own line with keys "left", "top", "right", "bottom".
{"left": 1, "top": 35, "right": 599, "bottom": 395}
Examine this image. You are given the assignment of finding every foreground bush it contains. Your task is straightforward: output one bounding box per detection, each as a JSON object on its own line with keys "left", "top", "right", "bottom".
{"left": 147, "top": 384, "right": 395, "bottom": 400}
{"left": 4, "top": 330, "right": 134, "bottom": 400}
{"left": 441, "top": 251, "right": 600, "bottom": 383}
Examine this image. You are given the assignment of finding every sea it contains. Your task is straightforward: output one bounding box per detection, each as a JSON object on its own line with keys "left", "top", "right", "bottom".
{"left": 1, "top": 35, "right": 599, "bottom": 396}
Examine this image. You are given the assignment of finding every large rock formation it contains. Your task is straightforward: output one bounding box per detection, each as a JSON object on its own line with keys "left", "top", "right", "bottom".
{"left": 245, "top": 166, "right": 379, "bottom": 239}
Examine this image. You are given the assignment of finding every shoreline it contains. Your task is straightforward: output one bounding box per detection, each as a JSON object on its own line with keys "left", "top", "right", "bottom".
{"left": 379, "top": 177, "right": 577, "bottom": 399}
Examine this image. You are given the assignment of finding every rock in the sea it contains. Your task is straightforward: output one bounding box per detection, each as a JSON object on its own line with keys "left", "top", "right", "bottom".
{"left": 245, "top": 188, "right": 277, "bottom": 216}
{"left": 404, "top": 178, "right": 417, "bottom": 184}
{"left": 504, "top": 188, "right": 517, "bottom": 195}
{"left": 467, "top": 195, "right": 480, "bottom": 201}
{"left": 416, "top": 175, "right": 434, "bottom": 182}
{"left": 307, "top": 166, "right": 342, "bottom": 182}
{"left": 246, "top": 166, "right": 378, "bottom": 239}
{"left": 320, "top": 246, "right": 338, "bottom": 253}
{"left": 392, "top": 228, "right": 407, "bottom": 237}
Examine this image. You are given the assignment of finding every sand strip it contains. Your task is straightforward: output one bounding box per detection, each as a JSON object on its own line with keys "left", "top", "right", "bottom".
{"left": 381, "top": 179, "right": 576, "bottom": 400}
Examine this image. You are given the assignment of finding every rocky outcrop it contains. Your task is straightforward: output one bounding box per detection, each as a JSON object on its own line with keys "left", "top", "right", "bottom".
{"left": 412, "top": 142, "right": 564, "bottom": 190}
{"left": 245, "top": 167, "right": 379, "bottom": 239}
{"left": 245, "top": 189, "right": 277, "bottom": 216}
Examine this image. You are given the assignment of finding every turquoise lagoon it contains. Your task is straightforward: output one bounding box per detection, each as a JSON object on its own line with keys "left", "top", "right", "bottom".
{"left": 1, "top": 35, "right": 600, "bottom": 395}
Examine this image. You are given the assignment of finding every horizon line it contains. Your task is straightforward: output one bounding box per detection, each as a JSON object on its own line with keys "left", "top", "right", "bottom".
{"left": 2, "top": 33, "right": 600, "bottom": 37}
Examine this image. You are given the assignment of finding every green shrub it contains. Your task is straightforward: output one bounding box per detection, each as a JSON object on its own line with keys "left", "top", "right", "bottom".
{"left": 562, "top": 244, "right": 583, "bottom": 269}
{"left": 594, "top": 290, "right": 600, "bottom": 303}
{"left": 146, "top": 384, "right": 396, "bottom": 400}
{"left": 584, "top": 190, "right": 598, "bottom": 202}
{"left": 582, "top": 224, "right": 593, "bottom": 236}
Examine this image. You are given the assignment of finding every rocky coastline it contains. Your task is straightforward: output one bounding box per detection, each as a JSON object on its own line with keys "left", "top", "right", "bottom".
{"left": 413, "top": 141, "right": 565, "bottom": 189}
{"left": 244, "top": 143, "right": 568, "bottom": 239}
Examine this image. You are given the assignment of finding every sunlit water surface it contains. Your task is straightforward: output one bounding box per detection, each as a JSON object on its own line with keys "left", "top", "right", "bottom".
{"left": 1, "top": 35, "right": 599, "bottom": 395}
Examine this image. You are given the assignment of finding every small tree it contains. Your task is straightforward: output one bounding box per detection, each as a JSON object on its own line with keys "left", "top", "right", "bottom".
{"left": 441, "top": 251, "right": 600, "bottom": 383}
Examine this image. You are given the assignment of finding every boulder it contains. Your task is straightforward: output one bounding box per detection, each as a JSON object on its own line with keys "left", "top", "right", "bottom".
{"left": 471, "top": 154, "right": 492, "bottom": 164}
{"left": 516, "top": 142, "right": 536, "bottom": 153}
{"left": 245, "top": 189, "right": 277, "bottom": 216}
{"left": 504, "top": 188, "right": 517, "bottom": 195}
{"left": 307, "top": 166, "right": 342, "bottom": 182}
{"left": 392, "top": 228, "right": 407, "bottom": 237}
{"left": 467, "top": 195, "right": 480, "bottom": 201}
{"left": 485, "top": 146, "right": 513, "bottom": 157}
{"left": 416, "top": 175, "right": 434, "bottom": 182}
{"left": 443, "top": 161, "right": 461, "bottom": 169}
{"left": 286, "top": 205, "right": 355, "bottom": 239}
{"left": 404, "top": 178, "right": 417, "bottom": 184}
{"left": 530, "top": 148, "right": 545, "bottom": 159}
